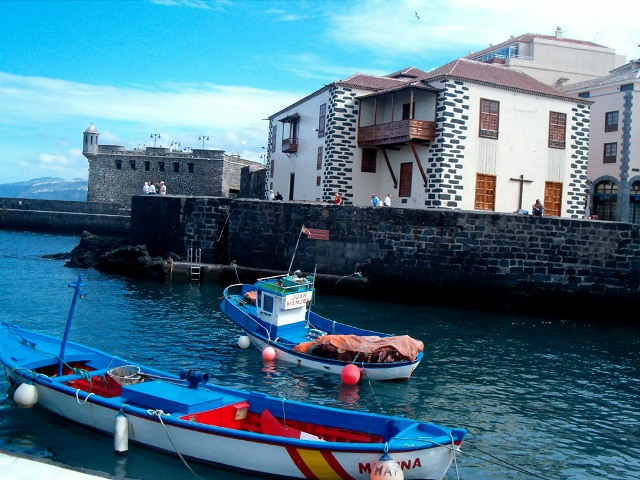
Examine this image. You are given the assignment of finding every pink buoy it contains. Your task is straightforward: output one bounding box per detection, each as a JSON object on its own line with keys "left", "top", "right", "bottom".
{"left": 341, "top": 364, "right": 361, "bottom": 385}
{"left": 262, "top": 346, "right": 276, "bottom": 361}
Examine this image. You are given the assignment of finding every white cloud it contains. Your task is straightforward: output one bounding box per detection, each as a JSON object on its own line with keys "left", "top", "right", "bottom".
{"left": 329, "top": 0, "right": 638, "bottom": 63}
{"left": 0, "top": 71, "right": 302, "bottom": 181}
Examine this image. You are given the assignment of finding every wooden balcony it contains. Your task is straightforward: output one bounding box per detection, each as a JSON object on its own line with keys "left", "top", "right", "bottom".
{"left": 282, "top": 137, "right": 298, "bottom": 153}
{"left": 357, "top": 119, "right": 436, "bottom": 147}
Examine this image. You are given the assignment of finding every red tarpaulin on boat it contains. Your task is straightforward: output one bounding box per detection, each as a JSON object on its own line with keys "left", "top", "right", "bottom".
{"left": 293, "top": 335, "right": 423, "bottom": 363}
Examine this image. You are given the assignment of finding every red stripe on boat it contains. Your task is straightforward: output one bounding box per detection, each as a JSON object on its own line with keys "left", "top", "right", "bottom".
{"left": 286, "top": 446, "right": 317, "bottom": 479}
{"left": 321, "top": 449, "right": 354, "bottom": 479}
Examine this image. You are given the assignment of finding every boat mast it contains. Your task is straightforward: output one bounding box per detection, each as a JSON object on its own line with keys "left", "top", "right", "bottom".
{"left": 57, "top": 274, "right": 87, "bottom": 376}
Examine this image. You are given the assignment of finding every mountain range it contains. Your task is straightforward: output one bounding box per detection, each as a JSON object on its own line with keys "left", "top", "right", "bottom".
{"left": 0, "top": 178, "right": 87, "bottom": 201}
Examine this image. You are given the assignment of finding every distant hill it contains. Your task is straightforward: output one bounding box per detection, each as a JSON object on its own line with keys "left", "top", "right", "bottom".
{"left": 0, "top": 177, "right": 87, "bottom": 201}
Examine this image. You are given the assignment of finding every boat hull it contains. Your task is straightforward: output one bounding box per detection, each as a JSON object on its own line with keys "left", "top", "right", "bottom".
{"left": 0, "top": 321, "right": 462, "bottom": 480}
{"left": 245, "top": 331, "right": 421, "bottom": 380}
{"left": 220, "top": 281, "right": 424, "bottom": 381}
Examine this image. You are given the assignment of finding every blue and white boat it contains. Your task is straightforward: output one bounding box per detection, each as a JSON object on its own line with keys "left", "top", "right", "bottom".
{"left": 0, "top": 275, "right": 464, "bottom": 480}
{"left": 220, "top": 272, "right": 424, "bottom": 381}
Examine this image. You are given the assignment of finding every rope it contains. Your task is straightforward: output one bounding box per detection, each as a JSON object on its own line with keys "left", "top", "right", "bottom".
{"left": 279, "top": 398, "right": 288, "bottom": 428}
{"left": 449, "top": 431, "right": 461, "bottom": 480}
{"left": 147, "top": 409, "right": 205, "bottom": 480}
{"left": 457, "top": 440, "right": 548, "bottom": 479}
{"left": 75, "top": 390, "right": 95, "bottom": 404}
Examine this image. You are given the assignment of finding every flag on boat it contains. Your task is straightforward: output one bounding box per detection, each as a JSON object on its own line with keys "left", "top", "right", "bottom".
{"left": 301, "top": 226, "right": 330, "bottom": 240}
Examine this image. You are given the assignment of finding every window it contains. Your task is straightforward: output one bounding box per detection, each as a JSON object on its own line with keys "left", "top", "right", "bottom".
{"left": 188, "top": 163, "right": 195, "bottom": 173}
{"left": 399, "top": 162, "right": 413, "bottom": 197}
{"left": 578, "top": 92, "right": 590, "bottom": 98}
{"left": 604, "top": 143, "right": 617, "bottom": 163}
{"left": 402, "top": 102, "right": 415, "bottom": 120}
{"left": 144, "top": 161, "right": 150, "bottom": 171}
{"left": 115, "top": 160, "right": 122, "bottom": 170}
{"left": 593, "top": 180, "right": 618, "bottom": 221}
{"left": 475, "top": 174, "right": 496, "bottom": 211}
{"left": 620, "top": 84, "right": 633, "bottom": 92}
{"left": 130, "top": 160, "right": 136, "bottom": 170}
{"left": 361, "top": 148, "right": 377, "bottom": 173}
{"left": 548, "top": 111, "right": 566, "bottom": 149}
{"left": 159, "top": 162, "right": 165, "bottom": 172}
{"left": 262, "top": 294, "right": 274, "bottom": 314}
{"left": 630, "top": 181, "right": 640, "bottom": 225}
{"left": 544, "top": 182, "right": 563, "bottom": 217}
{"left": 173, "top": 162, "right": 180, "bottom": 173}
{"left": 270, "top": 125, "right": 277, "bottom": 153}
{"left": 316, "top": 176, "right": 321, "bottom": 186}
{"left": 270, "top": 158, "right": 275, "bottom": 177}
{"left": 318, "top": 103, "right": 326, "bottom": 137}
{"left": 316, "top": 146, "right": 323, "bottom": 170}
{"left": 280, "top": 114, "right": 299, "bottom": 153}
{"left": 479, "top": 99, "right": 499, "bottom": 139}
{"left": 605, "top": 111, "right": 619, "bottom": 132}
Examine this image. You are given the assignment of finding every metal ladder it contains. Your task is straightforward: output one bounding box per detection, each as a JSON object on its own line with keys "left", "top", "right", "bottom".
{"left": 186, "top": 248, "right": 202, "bottom": 282}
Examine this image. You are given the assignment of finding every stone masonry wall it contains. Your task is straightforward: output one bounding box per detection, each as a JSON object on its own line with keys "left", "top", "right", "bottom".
{"left": 0, "top": 197, "right": 129, "bottom": 235}
{"left": 130, "top": 195, "right": 640, "bottom": 319}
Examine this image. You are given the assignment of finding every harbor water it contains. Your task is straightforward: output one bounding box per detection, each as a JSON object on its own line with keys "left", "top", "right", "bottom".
{"left": 0, "top": 230, "right": 638, "bottom": 480}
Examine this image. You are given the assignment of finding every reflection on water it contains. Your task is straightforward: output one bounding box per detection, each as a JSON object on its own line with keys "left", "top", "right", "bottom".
{"left": 0, "top": 231, "right": 639, "bottom": 479}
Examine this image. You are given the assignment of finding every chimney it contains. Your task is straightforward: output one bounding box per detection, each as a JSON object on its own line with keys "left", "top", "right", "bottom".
{"left": 555, "top": 27, "right": 563, "bottom": 39}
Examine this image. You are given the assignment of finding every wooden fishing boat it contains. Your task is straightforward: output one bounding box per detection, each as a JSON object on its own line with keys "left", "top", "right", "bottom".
{"left": 0, "top": 275, "right": 464, "bottom": 479}
{"left": 220, "top": 272, "right": 424, "bottom": 381}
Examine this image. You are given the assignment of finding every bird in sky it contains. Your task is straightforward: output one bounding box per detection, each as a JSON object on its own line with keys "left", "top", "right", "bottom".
{"left": 415, "top": 11, "right": 420, "bottom": 20}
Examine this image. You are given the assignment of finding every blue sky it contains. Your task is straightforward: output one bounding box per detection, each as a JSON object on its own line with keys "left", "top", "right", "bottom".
{"left": 1, "top": 0, "right": 637, "bottom": 184}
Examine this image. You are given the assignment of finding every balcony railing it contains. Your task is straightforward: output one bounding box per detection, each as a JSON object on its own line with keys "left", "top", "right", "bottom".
{"left": 282, "top": 137, "right": 298, "bottom": 153}
{"left": 357, "top": 119, "right": 435, "bottom": 147}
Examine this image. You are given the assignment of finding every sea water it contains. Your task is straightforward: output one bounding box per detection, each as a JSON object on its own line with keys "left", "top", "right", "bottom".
{"left": 0, "top": 230, "right": 638, "bottom": 480}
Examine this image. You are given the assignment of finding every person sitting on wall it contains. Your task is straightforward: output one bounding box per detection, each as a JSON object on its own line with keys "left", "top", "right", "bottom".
{"left": 334, "top": 192, "right": 343, "bottom": 205}
{"left": 275, "top": 191, "right": 283, "bottom": 201}
{"left": 532, "top": 199, "right": 544, "bottom": 216}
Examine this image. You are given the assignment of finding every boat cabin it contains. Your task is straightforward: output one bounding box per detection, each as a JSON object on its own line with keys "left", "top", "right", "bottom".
{"left": 253, "top": 273, "right": 314, "bottom": 331}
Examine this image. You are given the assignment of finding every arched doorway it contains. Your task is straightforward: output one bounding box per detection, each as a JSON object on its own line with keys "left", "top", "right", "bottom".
{"left": 592, "top": 180, "right": 617, "bottom": 221}
{"left": 630, "top": 181, "right": 640, "bottom": 225}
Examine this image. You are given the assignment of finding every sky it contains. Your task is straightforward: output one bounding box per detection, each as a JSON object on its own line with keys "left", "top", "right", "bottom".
{"left": 1, "top": 0, "right": 637, "bottom": 184}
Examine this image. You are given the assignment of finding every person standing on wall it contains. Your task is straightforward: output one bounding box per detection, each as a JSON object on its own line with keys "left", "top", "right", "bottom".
{"left": 159, "top": 181, "right": 167, "bottom": 195}
{"left": 384, "top": 194, "right": 392, "bottom": 206}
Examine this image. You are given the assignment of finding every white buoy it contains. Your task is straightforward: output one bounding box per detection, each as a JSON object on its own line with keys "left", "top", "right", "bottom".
{"left": 238, "top": 335, "right": 251, "bottom": 349}
{"left": 114, "top": 412, "right": 129, "bottom": 455}
{"left": 13, "top": 383, "right": 38, "bottom": 408}
{"left": 370, "top": 451, "right": 404, "bottom": 480}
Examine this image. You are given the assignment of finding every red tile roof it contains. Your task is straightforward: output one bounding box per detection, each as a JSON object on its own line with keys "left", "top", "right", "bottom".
{"left": 418, "top": 58, "right": 585, "bottom": 102}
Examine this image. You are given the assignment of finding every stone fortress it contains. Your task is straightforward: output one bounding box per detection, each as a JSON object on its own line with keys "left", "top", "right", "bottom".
{"left": 82, "top": 123, "right": 265, "bottom": 208}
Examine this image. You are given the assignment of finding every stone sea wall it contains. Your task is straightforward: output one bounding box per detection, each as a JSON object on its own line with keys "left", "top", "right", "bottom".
{"left": 130, "top": 195, "right": 640, "bottom": 319}
{"left": 0, "top": 197, "right": 130, "bottom": 235}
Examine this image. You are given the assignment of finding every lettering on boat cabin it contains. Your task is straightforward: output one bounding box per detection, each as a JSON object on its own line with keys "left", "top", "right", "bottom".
{"left": 358, "top": 457, "right": 422, "bottom": 474}
{"left": 284, "top": 291, "right": 313, "bottom": 310}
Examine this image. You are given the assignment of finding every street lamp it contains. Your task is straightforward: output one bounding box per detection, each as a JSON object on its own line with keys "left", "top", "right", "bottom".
{"left": 150, "top": 133, "right": 161, "bottom": 147}
{"left": 170, "top": 142, "right": 181, "bottom": 151}
{"left": 198, "top": 135, "right": 209, "bottom": 149}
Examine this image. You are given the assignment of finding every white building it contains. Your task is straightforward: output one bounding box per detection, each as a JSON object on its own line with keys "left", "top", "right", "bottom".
{"left": 562, "top": 60, "right": 640, "bottom": 222}
{"left": 266, "top": 59, "right": 590, "bottom": 217}
{"left": 466, "top": 27, "right": 625, "bottom": 87}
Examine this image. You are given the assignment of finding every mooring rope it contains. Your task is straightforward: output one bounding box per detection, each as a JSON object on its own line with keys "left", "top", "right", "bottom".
{"left": 147, "top": 409, "right": 205, "bottom": 480}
